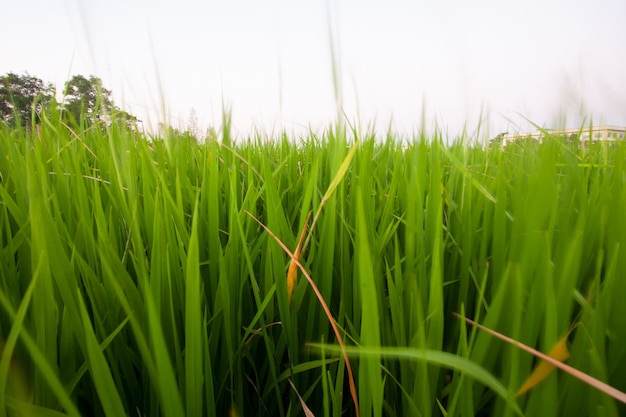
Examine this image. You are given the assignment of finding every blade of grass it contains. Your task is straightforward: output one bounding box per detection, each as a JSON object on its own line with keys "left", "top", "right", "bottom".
{"left": 145, "top": 291, "right": 186, "bottom": 417}
{"left": 303, "top": 140, "right": 358, "bottom": 253}
{"left": 185, "top": 198, "right": 204, "bottom": 417}
{"left": 77, "top": 290, "right": 127, "bottom": 417}
{"left": 64, "top": 315, "right": 131, "bottom": 396}
{"left": 355, "top": 183, "right": 383, "bottom": 417}
{"left": 0, "top": 256, "right": 42, "bottom": 417}
{"left": 5, "top": 397, "right": 73, "bottom": 417}
{"left": 0, "top": 285, "right": 80, "bottom": 417}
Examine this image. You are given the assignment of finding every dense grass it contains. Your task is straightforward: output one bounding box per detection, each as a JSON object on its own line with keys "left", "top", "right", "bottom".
{"left": 0, "top": 109, "right": 625, "bottom": 417}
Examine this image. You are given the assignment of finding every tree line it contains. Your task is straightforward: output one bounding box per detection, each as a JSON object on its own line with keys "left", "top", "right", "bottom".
{"left": 0, "top": 72, "right": 138, "bottom": 129}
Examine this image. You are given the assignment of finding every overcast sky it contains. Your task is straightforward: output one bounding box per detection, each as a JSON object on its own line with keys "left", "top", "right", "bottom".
{"left": 2, "top": 0, "right": 625, "bottom": 140}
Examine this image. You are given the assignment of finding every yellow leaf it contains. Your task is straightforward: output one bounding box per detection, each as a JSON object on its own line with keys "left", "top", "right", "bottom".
{"left": 286, "top": 260, "right": 298, "bottom": 303}
{"left": 517, "top": 334, "right": 570, "bottom": 396}
{"left": 287, "top": 214, "right": 310, "bottom": 304}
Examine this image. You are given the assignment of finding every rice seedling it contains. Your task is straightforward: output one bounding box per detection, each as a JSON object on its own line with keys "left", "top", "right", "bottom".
{"left": 0, "top": 106, "right": 625, "bottom": 417}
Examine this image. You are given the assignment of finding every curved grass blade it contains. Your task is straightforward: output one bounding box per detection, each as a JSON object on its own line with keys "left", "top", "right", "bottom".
{"left": 185, "top": 199, "right": 204, "bottom": 417}
{"left": 307, "top": 343, "right": 523, "bottom": 417}
{"left": 276, "top": 358, "right": 340, "bottom": 383}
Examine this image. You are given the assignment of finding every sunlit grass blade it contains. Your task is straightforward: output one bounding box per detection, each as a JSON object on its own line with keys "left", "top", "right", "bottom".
{"left": 304, "top": 140, "right": 358, "bottom": 252}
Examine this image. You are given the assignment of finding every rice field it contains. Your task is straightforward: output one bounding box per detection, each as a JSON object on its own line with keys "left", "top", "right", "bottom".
{"left": 0, "top": 108, "right": 625, "bottom": 416}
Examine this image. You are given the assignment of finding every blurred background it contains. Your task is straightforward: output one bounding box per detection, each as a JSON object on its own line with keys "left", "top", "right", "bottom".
{"left": 2, "top": 0, "right": 625, "bottom": 140}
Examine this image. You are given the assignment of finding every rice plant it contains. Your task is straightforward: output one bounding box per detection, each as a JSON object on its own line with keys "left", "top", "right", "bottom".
{"left": 0, "top": 107, "right": 625, "bottom": 416}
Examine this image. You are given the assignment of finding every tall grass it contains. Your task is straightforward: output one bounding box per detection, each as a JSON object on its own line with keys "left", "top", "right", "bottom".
{"left": 0, "top": 108, "right": 625, "bottom": 417}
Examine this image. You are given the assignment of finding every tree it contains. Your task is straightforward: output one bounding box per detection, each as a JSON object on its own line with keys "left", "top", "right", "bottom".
{"left": 111, "top": 108, "right": 140, "bottom": 130}
{"left": 62, "top": 75, "right": 139, "bottom": 129}
{"left": 489, "top": 132, "right": 508, "bottom": 146}
{"left": 62, "top": 75, "right": 114, "bottom": 125}
{"left": 566, "top": 132, "right": 580, "bottom": 147}
{"left": 0, "top": 72, "right": 55, "bottom": 127}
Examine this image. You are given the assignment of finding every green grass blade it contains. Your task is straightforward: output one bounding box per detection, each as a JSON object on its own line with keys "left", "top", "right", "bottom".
{"left": 0, "top": 288, "right": 80, "bottom": 417}
{"left": 355, "top": 182, "right": 383, "bottom": 417}
{"left": 185, "top": 198, "right": 204, "bottom": 417}
{"left": 77, "top": 291, "right": 127, "bottom": 416}
{"left": 0, "top": 256, "right": 42, "bottom": 417}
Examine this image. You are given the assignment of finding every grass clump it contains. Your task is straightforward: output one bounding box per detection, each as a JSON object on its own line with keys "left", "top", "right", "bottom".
{"left": 0, "top": 109, "right": 625, "bottom": 417}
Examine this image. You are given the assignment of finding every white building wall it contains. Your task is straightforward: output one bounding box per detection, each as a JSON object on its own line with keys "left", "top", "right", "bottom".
{"left": 500, "top": 126, "right": 626, "bottom": 146}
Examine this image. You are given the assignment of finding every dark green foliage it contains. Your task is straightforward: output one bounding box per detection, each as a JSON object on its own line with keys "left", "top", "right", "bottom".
{"left": 0, "top": 72, "right": 54, "bottom": 127}
{"left": 0, "top": 71, "right": 138, "bottom": 131}
{"left": 62, "top": 75, "right": 138, "bottom": 128}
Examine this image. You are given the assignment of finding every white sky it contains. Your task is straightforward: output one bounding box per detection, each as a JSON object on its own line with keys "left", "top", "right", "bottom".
{"left": 2, "top": 0, "right": 625, "bottom": 140}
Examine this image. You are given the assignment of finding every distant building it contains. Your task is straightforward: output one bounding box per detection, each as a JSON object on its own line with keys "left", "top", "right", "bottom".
{"left": 499, "top": 126, "right": 626, "bottom": 147}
